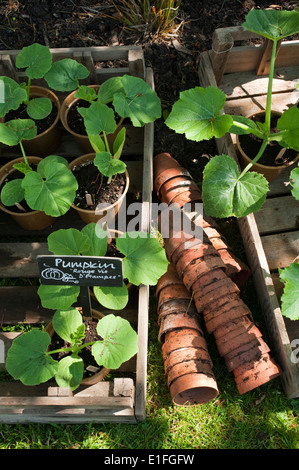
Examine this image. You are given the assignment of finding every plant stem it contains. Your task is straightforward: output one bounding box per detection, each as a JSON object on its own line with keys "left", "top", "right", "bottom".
{"left": 102, "top": 130, "right": 110, "bottom": 153}
{"left": 26, "top": 77, "right": 31, "bottom": 105}
{"left": 239, "top": 138, "right": 268, "bottom": 179}
{"left": 19, "top": 140, "right": 29, "bottom": 166}
{"left": 265, "top": 39, "right": 277, "bottom": 133}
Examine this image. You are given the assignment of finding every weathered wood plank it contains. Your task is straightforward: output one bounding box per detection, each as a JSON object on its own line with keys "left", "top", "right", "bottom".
{"left": 255, "top": 196, "right": 299, "bottom": 235}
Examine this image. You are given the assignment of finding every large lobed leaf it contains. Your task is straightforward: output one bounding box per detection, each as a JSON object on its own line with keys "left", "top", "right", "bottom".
{"left": 45, "top": 58, "right": 90, "bottom": 92}
{"left": 16, "top": 43, "right": 52, "bottom": 79}
{"left": 5, "top": 330, "right": 58, "bottom": 386}
{"left": 116, "top": 231, "right": 169, "bottom": 286}
{"left": 92, "top": 314, "right": 138, "bottom": 369}
{"left": 165, "top": 86, "right": 233, "bottom": 141}
{"left": 0, "top": 76, "right": 27, "bottom": 117}
{"left": 202, "top": 154, "right": 269, "bottom": 218}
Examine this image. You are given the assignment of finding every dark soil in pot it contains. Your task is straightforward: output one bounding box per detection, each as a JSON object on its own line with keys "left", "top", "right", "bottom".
{"left": 71, "top": 160, "right": 126, "bottom": 210}
{"left": 67, "top": 99, "right": 90, "bottom": 135}
{"left": 238, "top": 114, "right": 297, "bottom": 166}
{"left": 5, "top": 102, "right": 58, "bottom": 136}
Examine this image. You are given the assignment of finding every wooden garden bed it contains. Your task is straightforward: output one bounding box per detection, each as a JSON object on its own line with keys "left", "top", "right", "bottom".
{"left": 0, "top": 46, "right": 154, "bottom": 423}
{"left": 199, "top": 26, "right": 299, "bottom": 398}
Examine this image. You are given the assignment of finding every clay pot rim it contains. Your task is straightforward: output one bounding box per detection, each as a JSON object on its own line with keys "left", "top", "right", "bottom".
{"left": 167, "top": 359, "right": 214, "bottom": 386}
{"left": 68, "top": 153, "right": 130, "bottom": 215}
{"left": 169, "top": 372, "right": 219, "bottom": 406}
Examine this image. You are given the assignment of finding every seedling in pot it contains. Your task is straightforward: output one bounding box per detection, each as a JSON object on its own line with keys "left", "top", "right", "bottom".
{"left": 5, "top": 307, "right": 139, "bottom": 391}
{"left": 0, "top": 119, "right": 78, "bottom": 217}
{"left": 165, "top": 8, "right": 299, "bottom": 219}
{"left": 4, "top": 223, "right": 169, "bottom": 391}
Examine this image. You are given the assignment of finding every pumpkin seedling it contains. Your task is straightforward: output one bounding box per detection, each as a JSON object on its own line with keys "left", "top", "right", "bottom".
{"left": 165, "top": 8, "right": 299, "bottom": 219}
{"left": 37, "top": 223, "right": 169, "bottom": 311}
{"left": 5, "top": 308, "right": 139, "bottom": 391}
{"left": 0, "top": 119, "right": 78, "bottom": 217}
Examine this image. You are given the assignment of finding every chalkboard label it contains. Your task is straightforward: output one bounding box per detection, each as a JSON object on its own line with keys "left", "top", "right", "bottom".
{"left": 37, "top": 255, "right": 123, "bottom": 287}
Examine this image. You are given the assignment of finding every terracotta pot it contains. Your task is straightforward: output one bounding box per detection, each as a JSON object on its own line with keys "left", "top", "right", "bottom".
{"left": 68, "top": 153, "right": 129, "bottom": 225}
{"left": 170, "top": 189, "right": 202, "bottom": 208}
{"left": 158, "top": 298, "right": 195, "bottom": 319}
{"left": 60, "top": 85, "right": 122, "bottom": 153}
{"left": 160, "top": 178, "right": 198, "bottom": 204}
{"left": 45, "top": 308, "right": 111, "bottom": 387}
{"left": 167, "top": 359, "right": 214, "bottom": 386}
{"left": 216, "top": 324, "right": 263, "bottom": 357}
{"left": 233, "top": 352, "right": 280, "bottom": 383}
{"left": 191, "top": 267, "right": 228, "bottom": 290}
{"left": 153, "top": 152, "right": 185, "bottom": 179}
{"left": 169, "top": 372, "right": 219, "bottom": 406}
{"left": 0, "top": 156, "right": 56, "bottom": 230}
{"left": 171, "top": 237, "right": 212, "bottom": 264}
{"left": 156, "top": 264, "right": 181, "bottom": 298}
{"left": 158, "top": 311, "right": 203, "bottom": 343}
{"left": 162, "top": 328, "right": 208, "bottom": 357}
{"left": 16, "top": 86, "right": 61, "bottom": 157}
{"left": 213, "top": 315, "right": 253, "bottom": 341}
{"left": 158, "top": 284, "right": 191, "bottom": 307}
{"left": 193, "top": 275, "right": 239, "bottom": 300}
{"left": 154, "top": 168, "right": 192, "bottom": 198}
{"left": 234, "top": 356, "right": 280, "bottom": 394}
{"left": 204, "top": 304, "right": 252, "bottom": 334}
{"left": 162, "top": 230, "right": 200, "bottom": 263}
{"left": 224, "top": 337, "right": 270, "bottom": 372}
{"left": 193, "top": 278, "right": 240, "bottom": 312}
{"left": 182, "top": 256, "right": 227, "bottom": 292}
{"left": 236, "top": 110, "right": 299, "bottom": 183}
{"left": 163, "top": 346, "right": 213, "bottom": 373}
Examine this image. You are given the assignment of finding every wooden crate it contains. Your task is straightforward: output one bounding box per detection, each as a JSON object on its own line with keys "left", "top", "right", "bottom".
{"left": 0, "top": 46, "right": 154, "bottom": 423}
{"left": 199, "top": 27, "right": 299, "bottom": 398}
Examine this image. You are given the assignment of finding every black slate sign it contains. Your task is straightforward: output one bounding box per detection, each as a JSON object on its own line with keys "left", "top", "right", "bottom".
{"left": 37, "top": 255, "right": 123, "bottom": 287}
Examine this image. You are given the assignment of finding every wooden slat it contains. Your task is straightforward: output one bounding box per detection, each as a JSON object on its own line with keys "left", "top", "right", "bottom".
{"left": 0, "top": 242, "right": 49, "bottom": 278}
{"left": 254, "top": 196, "right": 299, "bottom": 235}
{"left": 261, "top": 231, "right": 299, "bottom": 270}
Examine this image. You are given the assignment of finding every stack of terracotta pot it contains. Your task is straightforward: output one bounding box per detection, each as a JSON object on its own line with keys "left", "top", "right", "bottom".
{"left": 154, "top": 152, "right": 280, "bottom": 395}
{"left": 156, "top": 263, "right": 219, "bottom": 405}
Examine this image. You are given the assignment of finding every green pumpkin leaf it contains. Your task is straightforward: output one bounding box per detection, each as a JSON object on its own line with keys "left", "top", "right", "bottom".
{"left": 98, "top": 76, "right": 124, "bottom": 104}
{"left": 290, "top": 165, "right": 299, "bottom": 201}
{"left": 0, "top": 76, "right": 27, "bottom": 117}
{"left": 202, "top": 154, "right": 269, "bottom": 218}
{"left": 55, "top": 355, "right": 84, "bottom": 391}
{"left": 88, "top": 133, "right": 106, "bottom": 153}
{"left": 12, "top": 162, "right": 32, "bottom": 174}
{"left": 229, "top": 115, "right": 264, "bottom": 137}
{"left": 81, "top": 101, "right": 116, "bottom": 136}
{"left": 81, "top": 223, "right": 107, "bottom": 257}
{"left": 92, "top": 314, "right": 138, "bottom": 369}
{"left": 16, "top": 43, "right": 52, "bottom": 79}
{"left": 44, "top": 58, "right": 90, "bottom": 92}
{"left": 52, "top": 308, "right": 83, "bottom": 344}
{"left": 21, "top": 161, "right": 78, "bottom": 217}
{"left": 5, "top": 330, "right": 58, "bottom": 386}
{"left": 165, "top": 86, "right": 233, "bottom": 141}
{"left": 94, "top": 151, "right": 127, "bottom": 178}
{"left": 38, "top": 284, "right": 80, "bottom": 310}
{"left": 243, "top": 8, "right": 299, "bottom": 41}
{"left": 47, "top": 228, "right": 89, "bottom": 255}
{"left": 0, "top": 119, "right": 37, "bottom": 146}
{"left": 112, "top": 75, "right": 161, "bottom": 127}
{"left": 93, "top": 284, "right": 129, "bottom": 310}
{"left": 279, "top": 262, "right": 299, "bottom": 321}
{"left": 116, "top": 232, "right": 169, "bottom": 286}
{"left": 37, "top": 155, "right": 69, "bottom": 175}
{"left": 0, "top": 179, "right": 25, "bottom": 206}
{"left": 27, "top": 97, "right": 52, "bottom": 120}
